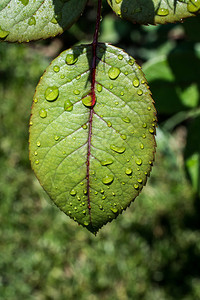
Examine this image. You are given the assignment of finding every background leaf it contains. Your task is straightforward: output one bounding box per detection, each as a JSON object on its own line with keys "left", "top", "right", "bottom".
{"left": 29, "top": 43, "right": 156, "bottom": 234}
{"left": 107, "top": 0, "right": 200, "bottom": 25}
{"left": 0, "top": 0, "right": 87, "bottom": 42}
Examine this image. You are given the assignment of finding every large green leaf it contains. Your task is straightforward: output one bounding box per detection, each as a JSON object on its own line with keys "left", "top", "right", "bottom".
{"left": 107, "top": 0, "right": 200, "bottom": 25}
{"left": 0, "top": 0, "right": 87, "bottom": 42}
{"left": 143, "top": 48, "right": 200, "bottom": 115}
{"left": 29, "top": 43, "right": 156, "bottom": 234}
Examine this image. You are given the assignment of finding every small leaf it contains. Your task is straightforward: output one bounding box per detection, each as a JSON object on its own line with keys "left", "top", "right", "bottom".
{"left": 185, "top": 116, "right": 200, "bottom": 196}
{"left": 0, "top": 0, "right": 87, "bottom": 42}
{"left": 29, "top": 43, "right": 156, "bottom": 234}
{"left": 107, "top": 0, "right": 200, "bottom": 25}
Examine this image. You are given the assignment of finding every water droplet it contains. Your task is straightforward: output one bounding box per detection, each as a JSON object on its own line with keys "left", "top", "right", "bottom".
{"left": 51, "top": 17, "right": 58, "bottom": 24}
{"left": 102, "top": 175, "right": 114, "bottom": 185}
{"left": 120, "top": 134, "right": 127, "bottom": 140}
{"left": 140, "top": 143, "right": 144, "bottom": 150}
{"left": 102, "top": 196, "right": 106, "bottom": 200}
{"left": 39, "top": 109, "right": 47, "bottom": 118}
{"left": 82, "top": 95, "right": 93, "bottom": 107}
{"left": 35, "top": 160, "right": 39, "bottom": 165}
{"left": 134, "top": 184, "right": 139, "bottom": 190}
{"left": 37, "top": 141, "right": 41, "bottom": 147}
{"left": 83, "top": 189, "right": 87, "bottom": 195}
{"left": 84, "top": 221, "right": 89, "bottom": 226}
{"left": 133, "top": 78, "right": 140, "bottom": 87}
{"left": 137, "top": 178, "right": 143, "bottom": 184}
{"left": 118, "top": 54, "right": 123, "bottom": 60}
{"left": 149, "top": 128, "right": 154, "bottom": 134}
{"left": 99, "top": 205, "right": 103, "bottom": 210}
{"left": 34, "top": 151, "right": 38, "bottom": 156}
{"left": 73, "top": 89, "right": 80, "bottom": 95}
{"left": 69, "top": 202, "right": 72, "bottom": 206}
{"left": 125, "top": 71, "right": 128, "bottom": 76}
{"left": 141, "top": 79, "right": 145, "bottom": 84}
{"left": 120, "top": 91, "right": 124, "bottom": 96}
{"left": 187, "top": 0, "right": 200, "bottom": 13}
{"left": 147, "top": 106, "right": 151, "bottom": 111}
{"left": 149, "top": 160, "right": 153, "bottom": 165}
{"left": 101, "top": 159, "right": 113, "bottom": 166}
{"left": 29, "top": 120, "right": 33, "bottom": 126}
{"left": 107, "top": 121, "right": 112, "bottom": 127}
{"left": 100, "top": 189, "right": 104, "bottom": 194}
{"left": 115, "top": 0, "right": 122, "bottom": 4}
{"left": 137, "top": 89, "right": 143, "bottom": 96}
{"left": 97, "top": 84, "right": 102, "bottom": 92}
{"left": 54, "top": 135, "right": 60, "bottom": 141}
{"left": 64, "top": 100, "right": 73, "bottom": 111}
{"left": 0, "top": 26, "right": 10, "bottom": 39}
{"left": 142, "top": 123, "right": 147, "bottom": 128}
{"left": 65, "top": 53, "right": 78, "bottom": 65}
{"left": 125, "top": 167, "right": 133, "bottom": 175}
{"left": 142, "top": 134, "right": 146, "bottom": 139}
{"left": 110, "top": 145, "right": 126, "bottom": 154}
{"left": 128, "top": 58, "right": 135, "bottom": 65}
{"left": 74, "top": 207, "right": 77, "bottom": 211}
{"left": 45, "top": 86, "right": 59, "bottom": 101}
{"left": 53, "top": 65, "right": 60, "bottom": 73}
{"left": 60, "top": 74, "right": 65, "bottom": 79}
{"left": 82, "top": 124, "right": 88, "bottom": 130}
{"left": 122, "top": 116, "right": 130, "bottom": 123}
{"left": 157, "top": 8, "right": 169, "bottom": 16}
{"left": 135, "top": 158, "right": 142, "bottom": 166}
{"left": 110, "top": 207, "right": 118, "bottom": 213}
{"left": 34, "top": 98, "right": 38, "bottom": 103}
{"left": 108, "top": 67, "right": 121, "bottom": 80}
{"left": 82, "top": 210, "right": 86, "bottom": 215}
{"left": 28, "top": 16, "right": 36, "bottom": 26}
{"left": 70, "top": 189, "right": 77, "bottom": 196}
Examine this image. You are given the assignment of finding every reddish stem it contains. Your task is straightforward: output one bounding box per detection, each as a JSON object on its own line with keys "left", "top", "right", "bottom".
{"left": 86, "top": 0, "right": 102, "bottom": 221}
{"left": 90, "top": 0, "right": 102, "bottom": 105}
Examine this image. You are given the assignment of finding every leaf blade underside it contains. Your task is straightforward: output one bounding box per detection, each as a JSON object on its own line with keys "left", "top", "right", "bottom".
{"left": 29, "top": 43, "right": 157, "bottom": 234}
{"left": 107, "top": 0, "right": 200, "bottom": 25}
{"left": 0, "top": 0, "right": 87, "bottom": 42}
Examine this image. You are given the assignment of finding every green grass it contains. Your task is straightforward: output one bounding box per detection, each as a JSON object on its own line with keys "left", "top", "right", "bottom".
{"left": 0, "top": 41, "right": 200, "bottom": 300}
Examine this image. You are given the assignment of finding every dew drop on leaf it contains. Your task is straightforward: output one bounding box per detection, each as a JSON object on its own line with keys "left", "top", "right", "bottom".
{"left": 122, "top": 117, "right": 130, "bottom": 123}
{"left": 64, "top": 100, "right": 73, "bottom": 111}
{"left": 101, "top": 159, "right": 113, "bottom": 166}
{"left": 0, "top": 26, "right": 10, "bottom": 39}
{"left": 133, "top": 78, "right": 140, "bottom": 87}
{"left": 82, "top": 95, "right": 93, "bottom": 107}
{"left": 108, "top": 67, "right": 121, "bottom": 80}
{"left": 70, "top": 189, "right": 77, "bottom": 196}
{"left": 39, "top": 108, "right": 47, "bottom": 118}
{"left": 28, "top": 17, "right": 36, "bottom": 26}
{"left": 102, "top": 175, "right": 114, "bottom": 185}
{"left": 156, "top": 8, "right": 169, "bottom": 16}
{"left": 110, "top": 145, "right": 126, "bottom": 153}
{"left": 135, "top": 158, "right": 142, "bottom": 166}
{"left": 45, "top": 86, "right": 59, "bottom": 101}
{"left": 110, "top": 207, "right": 118, "bottom": 213}
{"left": 65, "top": 53, "right": 78, "bottom": 65}
{"left": 53, "top": 65, "right": 60, "bottom": 73}
{"left": 125, "top": 167, "right": 133, "bottom": 175}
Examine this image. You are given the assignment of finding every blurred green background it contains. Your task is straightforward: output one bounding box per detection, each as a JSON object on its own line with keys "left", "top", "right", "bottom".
{"left": 0, "top": 1, "right": 200, "bottom": 299}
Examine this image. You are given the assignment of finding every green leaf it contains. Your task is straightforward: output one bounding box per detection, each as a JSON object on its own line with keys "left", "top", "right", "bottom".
{"left": 29, "top": 43, "right": 156, "bottom": 234}
{"left": 185, "top": 116, "right": 200, "bottom": 196}
{"left": 107, "top": 0, "right": 200, "bottom": 25}
{"left": 0, "top": 0, "right": 87, "bottom": 42}
{"left": 143, "top": 47, "right": 200, "bottom": 115}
